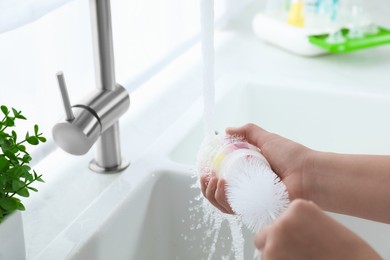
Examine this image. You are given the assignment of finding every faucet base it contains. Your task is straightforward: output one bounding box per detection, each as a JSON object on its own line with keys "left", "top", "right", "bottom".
{"left": 89, "top": 158, "right": 129, "bottom": 173}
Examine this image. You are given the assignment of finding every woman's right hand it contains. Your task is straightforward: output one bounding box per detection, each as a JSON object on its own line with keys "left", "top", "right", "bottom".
{"left": 200, "top": 123, "right": 314, "bottom": 214}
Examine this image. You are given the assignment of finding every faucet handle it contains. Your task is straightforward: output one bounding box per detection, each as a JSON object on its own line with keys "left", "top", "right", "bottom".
{"left": 53, "top": 71, "right": 101, "bottom": 156}
{"left": 56, "top": 71, "right": 75, "bottom": 121}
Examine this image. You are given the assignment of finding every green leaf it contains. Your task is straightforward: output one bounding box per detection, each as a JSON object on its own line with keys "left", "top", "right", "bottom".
{"left": 22, "top": 165, "right": 31, "bottom": 171}
{"left": 12, "top": 108, "right": 18, "bottom": 117}
{"left": 17, "top": 144, "right": 26, "bottom": 152}
{"left": 27, "top": 186, "right": 38, "bottom": 192}
{"left": 12, "top": 180, "right": 25, "bottom": 190}
{"left": 0, "top": 198, "right": 18, "bottom": 212}
{"left": 4, "top": 150, "right": 18, "bottom": 163}
{"left": 38, "top": 136, "right": 47, "bottom": 143}
{"left": 11, "top": 130, "right": 17, "bottom": 140}
{"left": 26, "top": 136, "right": 39, "bottom": 145}
{"left": 20, "top": 167, "right": 32, "bottom": 181}
{"left": 11, "top": 165, "right": 24, "bottom": 178}
{"left": 1, "top": 106, "right": 9, "bottom": 116}
{"left": 16, "top": 202, "right": 25, "bottom": 211}
{"left": 16, "top": 188, "right": 29, "bottom": 197}
{"left": 0, "top": 156, "right": 9, "bottom": 172}
{"left": 22, "top": 154, "right": 32, "bottom": 163}
{"left": 12, "top": 108, "right": 26, "bottom": 120}
{"left": 34, "top": 125, "right": 39, "bottom": 135}
{"left": 24, "top": 172, "right": 34, "bottom": 182}
{"left": 5, "top": 117, "right": 14, "bottom": 127}
{"left": 34, "top": 172, "right": 44, "bottom": 183}
{"left": 21, "top": 164, "right": 31, "bottom": 172}
{"left": 1, "top": 141, "right": 11, "bottom": 153}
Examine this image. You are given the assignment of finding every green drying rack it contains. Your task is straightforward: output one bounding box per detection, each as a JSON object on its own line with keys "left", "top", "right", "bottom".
{"left": 308, "top": 26, "right": 390, "bottom": 53}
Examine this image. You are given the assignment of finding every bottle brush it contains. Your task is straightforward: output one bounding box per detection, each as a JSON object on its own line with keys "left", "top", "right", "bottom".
{"left": 197, "top": 134, "right": 290, "bottom": 232}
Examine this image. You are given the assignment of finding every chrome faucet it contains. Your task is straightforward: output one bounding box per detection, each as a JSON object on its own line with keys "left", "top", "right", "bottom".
{"left": 52, "top": 0, "right": 130, "bottom": 173}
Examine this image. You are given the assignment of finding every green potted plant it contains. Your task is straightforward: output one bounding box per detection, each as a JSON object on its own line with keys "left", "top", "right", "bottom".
{"left": 0, "top": 105, "right": 46, "bottom": 260}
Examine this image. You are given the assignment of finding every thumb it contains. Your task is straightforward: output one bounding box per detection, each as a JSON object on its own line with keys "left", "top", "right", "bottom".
{"left": 226, "top": 123, "right": 273, "bottom": 149}
{"left": 254, "top": 226, "right": 269, "bottom": 250}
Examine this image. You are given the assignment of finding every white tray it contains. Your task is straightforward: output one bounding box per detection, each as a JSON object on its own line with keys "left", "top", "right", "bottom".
{"left": 252, "top": 12, "right": 329, "bottom": 56}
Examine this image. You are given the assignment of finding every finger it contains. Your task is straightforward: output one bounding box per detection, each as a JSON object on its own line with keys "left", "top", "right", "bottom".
{"left": 206, "top": 177, "right": 229, "bottom": 214}
{"left": 254, "top": 226, "right": 269, "bottom": 250}
{"left": 200, "top": 174, "right": 210, "bottom": 197}
{"left": 215, "top": 178, "right": 234, "bottom": 214}
{"left": 226, "top": 123, "right": 264, "bottom": 138}
{"left": 226, "top": 123, "right": 273, "bottom": 148}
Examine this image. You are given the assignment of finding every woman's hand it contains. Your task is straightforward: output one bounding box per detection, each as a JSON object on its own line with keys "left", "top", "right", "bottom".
{"left": 200, "top": 123, "right": 314, "bottom": 214}
{"left": 255, "top": 199, "right": 381, "bottom": 260}
{"left": 200, "top": 175, "right": 233, "bottom": 214}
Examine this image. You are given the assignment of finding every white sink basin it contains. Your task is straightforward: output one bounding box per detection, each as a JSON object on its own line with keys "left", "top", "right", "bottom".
{"left": 170, "top": 73, "right": 390, "bottom": 165}
{"left": 168, "top": 73, "right": 390, "bottom": 258}
{"left": 38, "top": 73, "right": 390, "bottom": 259}
{"left": 38, "top": 164, "right": 255, "bottom": 260}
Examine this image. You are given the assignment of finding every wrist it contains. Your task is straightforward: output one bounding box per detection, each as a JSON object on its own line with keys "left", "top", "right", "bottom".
{"left": 302, "top": 150, "right": 342, "bottom": 210}
{"left": 301, "top": 149, "right": 325, "bottom": 202}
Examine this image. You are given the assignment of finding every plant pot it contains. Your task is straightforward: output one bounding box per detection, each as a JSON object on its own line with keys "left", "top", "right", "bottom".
{"left": 0, "top": 211, "right": 26, "bottom": 260}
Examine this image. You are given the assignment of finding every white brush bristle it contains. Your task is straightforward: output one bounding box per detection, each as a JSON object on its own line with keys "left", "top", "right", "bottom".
{"left": 225, "top": 156, "right": 289, "bottom": 233}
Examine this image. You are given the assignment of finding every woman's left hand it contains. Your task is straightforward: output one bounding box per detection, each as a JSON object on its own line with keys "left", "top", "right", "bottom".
{"left": 255, "top": 199, "right": 381, "bottom": 260}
